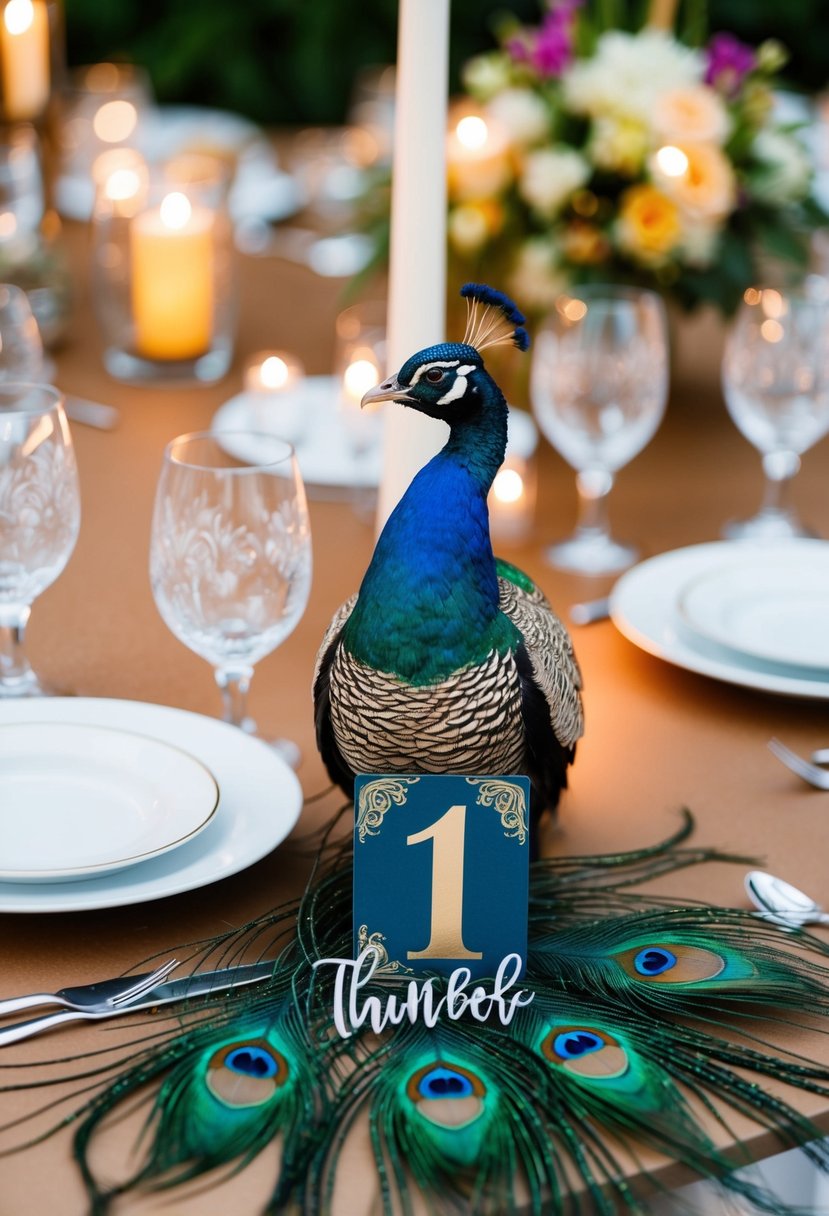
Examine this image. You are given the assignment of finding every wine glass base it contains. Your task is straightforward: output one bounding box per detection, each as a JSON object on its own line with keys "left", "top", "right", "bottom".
{"left": 233, "top": 716, "right": 301, "bottom": 769}
{"left": 722, "top": 511, "right": 817, "bottom": 542}
{"left": 544, "top": 533, "right": 639, "bottom": 577}
{"left": 0, "top": 672, "right": 66, "bottom": 699}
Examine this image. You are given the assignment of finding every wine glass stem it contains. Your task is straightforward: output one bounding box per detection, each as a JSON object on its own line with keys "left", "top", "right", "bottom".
{"left": 0, "top": 605, "right": 34, "bottom": 687}
{"left": 760, "top": 451, "right": 800, "bottom": 517}
{"left": 575, "top": 468, "right": 614, "bottom": 538}
{"left": 215, "top": 665, "right": 254, "bottom": 729}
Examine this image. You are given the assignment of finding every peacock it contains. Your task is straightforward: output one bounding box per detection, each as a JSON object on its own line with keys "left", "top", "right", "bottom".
{"left": 314, "top": 283, "right": 583, "bottom": 852}
{"left": 10, "top": 289, "right": 829, "bottom": 1216}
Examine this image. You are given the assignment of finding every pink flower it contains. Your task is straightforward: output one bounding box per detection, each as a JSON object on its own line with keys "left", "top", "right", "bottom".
{"left": 705, "top": 32, "right": 756, "bottom": 96}
{"left": 507, "top": 1, "right": 581, "bottom": 79}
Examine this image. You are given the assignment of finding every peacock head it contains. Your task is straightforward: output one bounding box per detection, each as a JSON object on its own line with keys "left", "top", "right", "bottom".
{"left": 361, "top": 283, "right": 529, "bottom": 423}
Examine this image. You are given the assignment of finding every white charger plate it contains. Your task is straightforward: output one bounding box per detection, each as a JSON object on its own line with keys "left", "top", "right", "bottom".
{"left": 609, "top": 540, "right": 829, "bottom": 700}
{"left": 0, "top": 722, "right": 219, "bottom": 882}
{"left": 0, "top": 699, "right": 302, "bottom": 912}
{"left": 212, "top": 379, "right": 538, "bottom": 491}
{"left": 677, "top": 554, "right": 829, "bottom": 674}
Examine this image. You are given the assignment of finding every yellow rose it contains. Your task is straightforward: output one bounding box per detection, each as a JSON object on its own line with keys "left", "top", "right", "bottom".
{"left": 653, "top": 86, "right": 730, "bottom": 145}
{"left": 617, "top": 185, "right": 681, "bottom": 264}
{"left": 656, "top": 143, "right": 736, "bottom": 220}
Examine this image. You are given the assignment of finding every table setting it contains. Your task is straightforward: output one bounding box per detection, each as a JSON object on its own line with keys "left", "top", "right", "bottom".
{"left": 2, "top": 0, "right": 829, "bottom": 1213}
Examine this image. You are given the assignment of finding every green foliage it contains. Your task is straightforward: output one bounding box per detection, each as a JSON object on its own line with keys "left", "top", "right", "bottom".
{"left": 64, "top": 0, "right": 538, "bottom": 124}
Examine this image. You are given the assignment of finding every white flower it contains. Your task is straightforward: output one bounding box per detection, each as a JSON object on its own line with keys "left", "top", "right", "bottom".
{"left": 751, "top": 131, "right": 812, "bottom": 205}
{"left": 462, "top": 52, "right": 512, "bottom": 101}
{"left": 519, "top": 147, "right": 590, "bottom": 218}
{"left": 563, "top": 30, "right": 702, "bottom": 124}
{"left": 590, "top": 115, "right": 649, "bottom": 175}
{"left": 680, "top": 220, "right": 720, "bottom": 267}
{"left": 487, "top": 88, "right": 550, "bottom": 147}
{"left": 448, "top": 204, "right": 490, "bottom": 255}
{"left": 507, "top": 238, "right": 567, "bottom": 312}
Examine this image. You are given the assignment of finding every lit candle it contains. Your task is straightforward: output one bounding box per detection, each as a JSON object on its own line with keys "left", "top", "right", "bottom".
{"left": 377, "top": 0, "right": 449, "bottom": 530}
{"left": 0, "top": 0, "right": 50, "bottom": 122}
{"left": 244, "top": 351, "right": 304, "bottom": 395}
{"left": 130, "top": 191, "right": 214, "bottom": 362}
{"left": 488, "top": 410, "right": 538, "bottom": 543}
{"left": 446, "top": 109, "right": 511, "bottom": 202}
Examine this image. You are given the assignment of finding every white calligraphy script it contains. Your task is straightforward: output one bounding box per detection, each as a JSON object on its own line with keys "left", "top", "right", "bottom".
{"left": 313, "top": 947, "right": 535, "bottom": 1039}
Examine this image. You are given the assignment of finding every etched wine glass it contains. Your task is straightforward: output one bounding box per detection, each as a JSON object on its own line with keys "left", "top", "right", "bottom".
{"left": 0, "top": 384, "right": 80, "bottom": 696}
{"left": 150, "top": 432, "right": 312, "bottom": 765}
{"left": 722, "top": 288, "right": 829, "bottom": 539}
{"left": 530, "top": 286, "right": 669, "bottom": 575}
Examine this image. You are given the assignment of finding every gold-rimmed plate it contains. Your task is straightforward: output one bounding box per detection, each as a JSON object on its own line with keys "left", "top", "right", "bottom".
{"left": 0, "top": 722, "right": 220, "bottom": 882}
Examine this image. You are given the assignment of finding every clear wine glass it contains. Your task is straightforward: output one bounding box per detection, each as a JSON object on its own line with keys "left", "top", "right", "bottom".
{"left": 530, "top": 286, "right": 669, "bottom": 575}
{"left": 0, "top": 282, "right": 45, "bottom": 379}
{"left": 722, "top": 288, "right": 829, "bottom": 539}
{"left": 0, "top": 384, "right": 81, "bottom": 697}
{"left": 149, "top": 431, "right": 312, "bottom": 765}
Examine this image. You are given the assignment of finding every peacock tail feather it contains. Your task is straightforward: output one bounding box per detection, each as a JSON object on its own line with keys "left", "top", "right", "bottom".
{"left": 7, "top": 812, "right": 829, "bottom": 1215}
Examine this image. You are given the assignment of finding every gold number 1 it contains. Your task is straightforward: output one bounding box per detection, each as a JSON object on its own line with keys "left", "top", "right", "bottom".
{"left": 406, "top": 804, "right": 483, "bottom": 960}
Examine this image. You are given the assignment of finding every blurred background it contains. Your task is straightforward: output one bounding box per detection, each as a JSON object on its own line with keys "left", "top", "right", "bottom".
{"left": 64, "top": 0, "right": 828, "bottom": 126}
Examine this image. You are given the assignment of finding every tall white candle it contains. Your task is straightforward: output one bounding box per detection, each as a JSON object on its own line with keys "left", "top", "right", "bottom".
{"left": 376, "top": 0, "right": 450, "bottom": 531}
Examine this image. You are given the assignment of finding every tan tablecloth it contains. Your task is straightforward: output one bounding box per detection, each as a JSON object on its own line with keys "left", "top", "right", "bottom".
{"left": 2, "top": 219, "right": 829, "bottom": 1215}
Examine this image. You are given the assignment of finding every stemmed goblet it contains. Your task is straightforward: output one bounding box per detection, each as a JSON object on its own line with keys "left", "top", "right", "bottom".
{"left": 149, "top": 432, "right": 312, "bottom": 765}
{"left": 722, "top": 288, "right": 829, "bottom": 539}
{"left": 530, "top": 286, "right": 669, "bottom": 575}
{"left": 0, "top": 384, "right": 81, "bottom": 697}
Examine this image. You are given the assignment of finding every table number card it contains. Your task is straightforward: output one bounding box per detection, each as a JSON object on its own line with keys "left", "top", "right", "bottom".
{"left": 353, "top": 774, "right": 530, "bottom": 979}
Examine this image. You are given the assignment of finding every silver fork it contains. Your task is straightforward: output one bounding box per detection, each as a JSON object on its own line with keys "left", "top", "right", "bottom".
{"left": 0, "top": 959, "right": 178, "bottom": 1020}
{"left": 768, "top": 739, "right": 829, "bottom": 790}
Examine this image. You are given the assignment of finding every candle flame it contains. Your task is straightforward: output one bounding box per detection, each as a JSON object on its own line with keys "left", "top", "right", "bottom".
{"left": 760, "top": 318, "right": 783, "bottom": 343}
{"left": 4, "top": 0, "right": 35, "bottom": 36}
{"left": 260, "top": 356, "right": 290, "bottom": 390}
{"left": 159, "top": 192, "right": 192, "bottom": 230}
{"left": 456, "top": 115, "right": 488, "bottom": 151}
{"left": 94, "top": 99, "right": 138, "bottom": 144}
{"left": 344, "top": 358, "right": 380, "bottom": 398}
{"left": 493, "top": 468, "right": 524, "bottom": 504}
{"left": 105, "top": 167, "right": 141, "bottom": 202}
{"left": 654, "top": 144, "right": 688, "bottom": 178}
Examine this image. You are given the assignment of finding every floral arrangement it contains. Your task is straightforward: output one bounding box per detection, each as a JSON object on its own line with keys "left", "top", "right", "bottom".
{"left": 449, "top": 1, "right": 823, "bottom": 315}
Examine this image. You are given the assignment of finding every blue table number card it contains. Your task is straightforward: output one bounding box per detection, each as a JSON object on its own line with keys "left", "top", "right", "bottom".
{"left": 353, "top": 774, "right": 530, "bottom": 979}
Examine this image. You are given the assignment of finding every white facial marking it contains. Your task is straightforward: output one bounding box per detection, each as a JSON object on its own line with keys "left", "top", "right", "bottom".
{"left": 408, "top": 359, "right": 459, "bottom": 387}
{"left": 437, "top": 363, "right": 476, "bottom": 406}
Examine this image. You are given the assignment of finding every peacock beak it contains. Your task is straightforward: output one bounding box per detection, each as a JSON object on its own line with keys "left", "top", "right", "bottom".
{"left": 360, "top": 376, "right": 415, "bottom": 408}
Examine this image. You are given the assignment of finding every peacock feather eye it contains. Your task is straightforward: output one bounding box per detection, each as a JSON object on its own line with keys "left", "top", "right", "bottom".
{"left": 206, "top": 1038, "right": 290, "bottom": 1108}
{"left": 615, "top": 943, "right": 728, "bottom": 985}
{"left": 405, "top": 1060, "right": 486, "bottom": 1104}
{"left": 540, "top": 1025, "right": 630, "bottom": 1081}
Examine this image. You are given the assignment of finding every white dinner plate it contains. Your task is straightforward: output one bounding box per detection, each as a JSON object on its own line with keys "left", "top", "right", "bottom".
{"left": 212, "top": 379, "right": 538, "bottom": 491}
{"left": 609, "top": 540, "right": 829, "bottom": 700}
{"left": 677, "top": 555, "right": 829, "bottom": 675}
{"left": 0, "top": 722, "right": 219, "bottom": 882}
{"left": 0, "top": 699, "right": 302, "bottom": 912}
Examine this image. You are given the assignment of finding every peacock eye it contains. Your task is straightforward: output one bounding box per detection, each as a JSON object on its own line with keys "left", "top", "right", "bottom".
{"left": 425, "top": 368, "right": 444, "bottom": 383}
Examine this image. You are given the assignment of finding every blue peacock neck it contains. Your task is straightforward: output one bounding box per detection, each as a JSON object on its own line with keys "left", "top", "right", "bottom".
{"left": 342, "top": 384, "right": 518, "bottom": 685}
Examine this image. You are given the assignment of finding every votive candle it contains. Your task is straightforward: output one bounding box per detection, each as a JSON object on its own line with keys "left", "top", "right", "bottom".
{"left": 130, "top": 191, "right": 214, "bottom": 361}
{"left": 0, "top": 0, "right": 50, "bottom": 121}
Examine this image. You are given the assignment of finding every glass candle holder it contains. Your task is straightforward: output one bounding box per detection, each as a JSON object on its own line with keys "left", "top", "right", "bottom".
{"left": 242, "top": 350, "right": 306, "bottom": 444}
{"left": 56, "top": 61, "right": 153, "bottom": 218}
{"left": 92, "top": 154, "right": 237, "bottom": 384}
{"left": 335, "top": 300, "right": 386, "bottom": 456}
{"left": 0, "top": 0, "right": 63, "bottom": 125}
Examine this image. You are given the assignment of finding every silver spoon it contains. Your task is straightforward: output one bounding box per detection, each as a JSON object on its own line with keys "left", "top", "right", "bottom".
{"left": 745, "top": 870, "right": 829, "bottom": 929}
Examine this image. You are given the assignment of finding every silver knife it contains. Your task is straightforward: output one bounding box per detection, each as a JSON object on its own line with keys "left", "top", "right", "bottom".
{"left": 0, "top": 960, "right": 276, "bottom": 1049}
